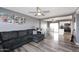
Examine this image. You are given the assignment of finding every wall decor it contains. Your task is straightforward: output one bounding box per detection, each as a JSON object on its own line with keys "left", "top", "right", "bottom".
{"left": 14, "top": 16, "right": 19, "bottom": 23}
{"left": 2, "top": 16, "right": 8, "bottom": 22}
{"left": 20, "top": 17, "right": 26, "bottom": 24}
{"left": 0, "top": 13, "right": 26, "bottom": 24}
{"left": 10, "top": 15, "right": 15, "bottom": 20}
{"left": 17, "top": 17, "right": 26, "bottom": 24}
{"left": 8, "top": 16, "right": 13, "bottom": 23}
{"left": 0, "top": 13, "right": 8, "bottom": 22}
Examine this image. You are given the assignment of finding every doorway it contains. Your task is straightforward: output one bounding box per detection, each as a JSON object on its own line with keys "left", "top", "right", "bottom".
{"left": 49, "top": 21, "right": 72, "bottom": 43}
{"left": 50, "top": 23, "right": 59, "bottom": 42}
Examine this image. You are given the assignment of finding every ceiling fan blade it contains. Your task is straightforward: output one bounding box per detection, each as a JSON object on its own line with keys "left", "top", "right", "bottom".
{"left": 42, "top": 13, "right": 45, "bottom": 16}
{"left": 34, "top": 13, "right": 45, "bottom": 16}
{"left": 35, "top": 14, "right": 37, "bottom": 16}
{"left": 43, "top": 11, "right": 50, "bottom": 13}
{"left": 29, "top": 12, "right": 36, "bottom": 13}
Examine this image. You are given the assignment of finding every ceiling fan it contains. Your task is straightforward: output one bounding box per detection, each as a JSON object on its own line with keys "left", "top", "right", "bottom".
{"left": 29, "top": 7, "right": 50, "bottom": 16}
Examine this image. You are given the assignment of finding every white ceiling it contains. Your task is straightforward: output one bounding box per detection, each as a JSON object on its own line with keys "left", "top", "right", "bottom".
{"left": 4, "top": 7, "right": 77, "bottom": 19}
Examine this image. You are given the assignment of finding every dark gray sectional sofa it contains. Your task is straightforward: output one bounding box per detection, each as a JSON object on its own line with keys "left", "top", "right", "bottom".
{"left": 0, "top": 29, "right": 44, "bottom": 52}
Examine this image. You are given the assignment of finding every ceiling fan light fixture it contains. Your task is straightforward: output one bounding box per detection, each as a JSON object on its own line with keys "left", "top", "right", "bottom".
{"left": 37, "top": 12, "right": 42, "bottom": 15}
{"left": 35, "top": 12, "right": 42, "bottom": 16}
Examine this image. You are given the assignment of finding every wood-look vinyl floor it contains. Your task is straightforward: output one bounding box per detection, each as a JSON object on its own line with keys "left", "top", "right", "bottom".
{"left": 14, "top": 33, "right": 79, "bottom": 52}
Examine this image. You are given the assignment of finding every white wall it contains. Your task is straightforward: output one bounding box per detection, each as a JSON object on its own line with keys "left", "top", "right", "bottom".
{"left": 0, "top": 19, "right": 39, "bottom": 32}
{"left": 0, "top": 8, "right": 39, "bottom": 32}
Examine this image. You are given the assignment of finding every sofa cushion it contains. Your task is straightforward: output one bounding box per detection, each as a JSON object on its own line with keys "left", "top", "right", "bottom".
{"left": 2, "top": 38, "right": 16, "bottom": 49}
{"left": 27, "top": 29, "right": 34, "bottom": 35}
{"left": 1, "top": 31, "right": 17, "bottom": 40}
{"left": 18, "top": 30, "right": 27, "bottom": 37}
{"left": 32, "top": 34, "right": 44, "bottom": 43}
